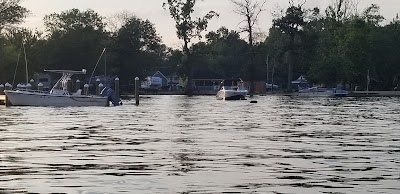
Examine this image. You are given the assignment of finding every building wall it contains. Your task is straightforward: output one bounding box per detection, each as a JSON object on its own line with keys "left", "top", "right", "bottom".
{"left": 244, "top": 81, "right": 267, "bottom": 94}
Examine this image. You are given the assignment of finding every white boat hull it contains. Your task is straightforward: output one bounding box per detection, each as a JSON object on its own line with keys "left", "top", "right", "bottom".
{"left": 216, "top": 90, "right": 248, "bottom": 100}
{"left": 5, "top": 90, "right": 109, "bottom": 107}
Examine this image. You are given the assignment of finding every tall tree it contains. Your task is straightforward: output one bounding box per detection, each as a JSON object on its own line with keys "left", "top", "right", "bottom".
{"left": 0, "top": 0, "right": 29, "bottom": 30}
{"left": 43, "top": 9, "right": 110, "bottom": 71}
{"left": 163, "top": 0, "right": 218, "bottom": 96}
{"left": 325, "top": 0, "right": 358, "bottom": 22}
{"left": 115, "top": 16, "right": 166, "bottom": 83}
{"left": 273, "top": 2, "right": 306, "bottom": 92}
{"left": 231, "top": 0, "right": 266, "bottom": 93}
{"left": 3, "top": 28, "right": 45, "bottom": 83}
{"left": 106, "top": 10, "right": 135, "bottom": 35}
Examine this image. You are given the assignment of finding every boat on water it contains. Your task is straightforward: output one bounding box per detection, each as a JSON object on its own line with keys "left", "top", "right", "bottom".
{"left": 4, "top": 69, "right": 118, "bottom": 107}
{"left": 298, "top": 87, "right": 348, "bottom": 97}
{"left": 216, "top": 78, "right": 248, "bottom": 100}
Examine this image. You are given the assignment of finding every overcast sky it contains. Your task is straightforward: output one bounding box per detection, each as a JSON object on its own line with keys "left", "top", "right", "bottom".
{"left": 20, "top": 0, "right": 400, "bottom": 47}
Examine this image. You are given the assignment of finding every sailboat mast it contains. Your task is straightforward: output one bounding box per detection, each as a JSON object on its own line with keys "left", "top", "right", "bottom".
{"left": 22, "top": 42, "right": 28, "bottom": 84}
{"left": 88, "top": 48, "right": 106, "bottom": 86}
{"left": 105, "top": 49, "right": 107, "bottom": 87}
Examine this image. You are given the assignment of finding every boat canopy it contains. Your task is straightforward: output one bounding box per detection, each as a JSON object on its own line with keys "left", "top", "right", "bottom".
{"left": 44, "top": 69, "right": 87, "bottom": 74}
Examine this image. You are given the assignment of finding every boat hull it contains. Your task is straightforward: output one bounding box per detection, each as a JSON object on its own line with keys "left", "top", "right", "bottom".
{"left": 216, "top": 90, "right": 247, "bottom": 100}
{"left": 4, "top": 90, "right": 109, "bottom": 107}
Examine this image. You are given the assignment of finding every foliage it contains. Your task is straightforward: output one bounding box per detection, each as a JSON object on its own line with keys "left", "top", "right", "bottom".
{"left": 163, "top": 0, "right": 218, "bottom": 95}
{"left": 0, "top": 0, "right": 28, "bottom": 30}
{"left": 43, "top": 9, "right": 110, "bottom": 72}
{"left": 2, "top": 1, "right": 400, "bottom": 93}
{"left": 114, "top": 16, "right": 166, "bottom": 83}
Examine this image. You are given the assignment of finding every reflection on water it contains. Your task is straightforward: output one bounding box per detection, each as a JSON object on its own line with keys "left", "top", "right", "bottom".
{"left": 0, "top": 96, "right": 399, "bottom": 193}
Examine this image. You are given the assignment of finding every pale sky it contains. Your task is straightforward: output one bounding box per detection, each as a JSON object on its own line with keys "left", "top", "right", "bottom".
{"left": 20, "top": 0, "right": 400, "bottom": 48}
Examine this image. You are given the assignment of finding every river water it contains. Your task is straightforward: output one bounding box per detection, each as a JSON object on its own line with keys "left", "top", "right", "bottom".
{"left": 0, "top": 95, "right": 399, "bottom": 194}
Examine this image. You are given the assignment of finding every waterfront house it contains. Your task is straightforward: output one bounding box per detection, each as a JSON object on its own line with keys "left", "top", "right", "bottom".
{"left": 149, "top": 71, "right": 169, "bottom": 88}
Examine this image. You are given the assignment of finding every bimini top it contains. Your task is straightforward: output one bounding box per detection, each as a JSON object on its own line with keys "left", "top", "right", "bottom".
{"left": 44, "top": 69, "right": 87, "bottom": 75}
{"left": 220, "top": 78, "right": 244, "bottom": 86}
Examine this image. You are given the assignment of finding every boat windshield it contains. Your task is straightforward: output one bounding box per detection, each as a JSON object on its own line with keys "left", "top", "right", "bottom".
{"left": 220, "top": 79, "right": 246, "bottom": 90}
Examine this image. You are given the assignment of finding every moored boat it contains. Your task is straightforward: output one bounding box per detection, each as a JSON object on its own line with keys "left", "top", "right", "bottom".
{"left": 4, "top": 69, "right": 117, "bottom": 107}
{"left": 216, "top": 78, "right": 248, "bottom": 100}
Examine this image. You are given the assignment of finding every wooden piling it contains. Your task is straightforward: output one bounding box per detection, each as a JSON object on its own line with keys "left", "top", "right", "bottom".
{"left": 96, "top": 78, "right": 100, "bottom": 95}
{"left": 4, "top": 83, "right": 12, "bottom": 106}
{"left": 30, "top": 79, "right": 35, "bottom": 90}
{"left": 75, "top": 80, "right": 81, "bottom": 92}
{"left": 135, "top": 77, "right": 139, "bottom": 106}
{"left": 38, "top": 83, "right": 43, "bottom": 91}
{"left": 0, "top": 84, "right": 4, "bottom": 95}
{"left": 98, "top": 83, "right": 104, "bottom": 95}
{"left": 115, "top": 77, "right": 120, "bottom": 102}
{"left": 84, "top": 84, "right": 89, "bottom": 96}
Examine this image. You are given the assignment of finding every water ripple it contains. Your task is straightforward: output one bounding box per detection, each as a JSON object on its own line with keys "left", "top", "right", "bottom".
{"left": 0, "top": 95, "right": 399, "bottom": 193}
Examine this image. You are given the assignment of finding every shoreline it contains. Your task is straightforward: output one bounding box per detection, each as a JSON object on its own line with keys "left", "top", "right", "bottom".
{"left": 126, "top": 91, "right": 400, "bottom": 97}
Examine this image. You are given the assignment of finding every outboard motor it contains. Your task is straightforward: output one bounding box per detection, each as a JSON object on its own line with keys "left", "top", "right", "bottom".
{"left": 101, "top": 87, "right": 120, "bottom": 106}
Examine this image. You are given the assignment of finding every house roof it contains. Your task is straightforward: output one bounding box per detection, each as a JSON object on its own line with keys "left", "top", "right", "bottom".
{"left": 151, "top": 71, "right": 168, "bottom": 80}
{"left": 292, "top": 75, "right": 308, "bottom": 84}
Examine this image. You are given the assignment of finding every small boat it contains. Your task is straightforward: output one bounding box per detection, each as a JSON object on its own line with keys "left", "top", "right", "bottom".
{"left": 298, "top": 87, "right": 348, "bottom": 97}
{"left": 216, "top": 78, "right": 248, "bottom": 100}
{"left": 4, "top": 69, "right": 118, "bottom": 107}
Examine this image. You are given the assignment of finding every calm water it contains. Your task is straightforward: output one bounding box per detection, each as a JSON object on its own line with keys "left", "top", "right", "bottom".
{"left": 0, "top": 95, "right": 399, "bottom": 194}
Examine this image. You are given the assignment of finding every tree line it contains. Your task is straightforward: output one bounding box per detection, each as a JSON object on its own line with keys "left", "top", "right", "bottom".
{"left": 1, "top": 0, "right": 400, "bottom": 93}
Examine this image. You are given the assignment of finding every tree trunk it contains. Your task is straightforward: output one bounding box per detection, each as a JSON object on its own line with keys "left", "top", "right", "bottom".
{"left": 248, "top": 15, "right": 255, "bottom": 94}
{"left": 287, "top": 35, "right": 295, "bottom": 93}
{"left": 287, "top": 50, "right": 293, "bottom": 93}
{"left": 183, "top": 37, "right": 193, "bottom": 96}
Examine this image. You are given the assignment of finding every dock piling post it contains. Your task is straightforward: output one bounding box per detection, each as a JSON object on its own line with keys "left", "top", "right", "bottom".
{"left": 37, "top": 83, "right": 43, "bottom": 91}
{"left": 26, "top": 83, "right": 32, "bottom": 90}
{"left": 75, "top": 80, "right": 81, "bottom": 92}
{"left": 135, "top": 77, "right": 139, "bottom": 106}
{"left": 30, "top": 79, "right": 35, "bottom": 90}
{"left": 0, "top": 84, "right": 4, "bottom": 95}
{"left": 98, "top": 83, "right": 104, "bottom": 95}
{"left": 115, "top": 77, "right": 120, "bottom": 102}
{"left": 84, "top": 84, "right": 89, "bottom": 96}
{"left": 96, "top": 78, "right": 100, "bottom": 95}
{"left": 5, "top": 83, "right": 12, "bottom": 106}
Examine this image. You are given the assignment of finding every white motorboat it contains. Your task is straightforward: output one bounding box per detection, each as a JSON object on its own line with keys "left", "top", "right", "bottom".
{"left": 4, "top": 69, "right": 117, "bottom": 107}
{"left": 216, "top": 78, "right": 248, "bottom": 100}
{"left": 298, "top": 87, "right": 348, "bottom": 97}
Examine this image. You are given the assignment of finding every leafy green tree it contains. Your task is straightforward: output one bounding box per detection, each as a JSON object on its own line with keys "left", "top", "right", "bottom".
{"left": 114, "top": 16, "right": 166, "bottom": 83}
{"left": 273, "top": 3, "right": 306, "bottom": 92}
{"left": 163, "top": 0, "right": 218, "bottom": 96}
{"left": 0, "top": 36, "right": 19, "bottom": 83}
{"left": 3, "top": 28, "right": 46, "bottom": 84}
{"left": 0, "top": 0, "right": 29, "bottom": 30}
{"left": 231, "top": 0, "right": 266, "bottom": 93}
{"left": 43, "top": 9, "right": 110, "bottom": 72}
{"left": 260, "top": 27, "right": 290, "bottom": 88}
{"left": 309, "top": 4, "right": 385, "bottom": 89}
{"left": 203, "top": 27, "right": 248, "bottom": 78}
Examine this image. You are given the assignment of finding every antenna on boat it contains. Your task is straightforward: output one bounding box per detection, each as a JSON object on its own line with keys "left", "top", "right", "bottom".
{"left": 89, "top": 48, "right": 106, "bottom": 87}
